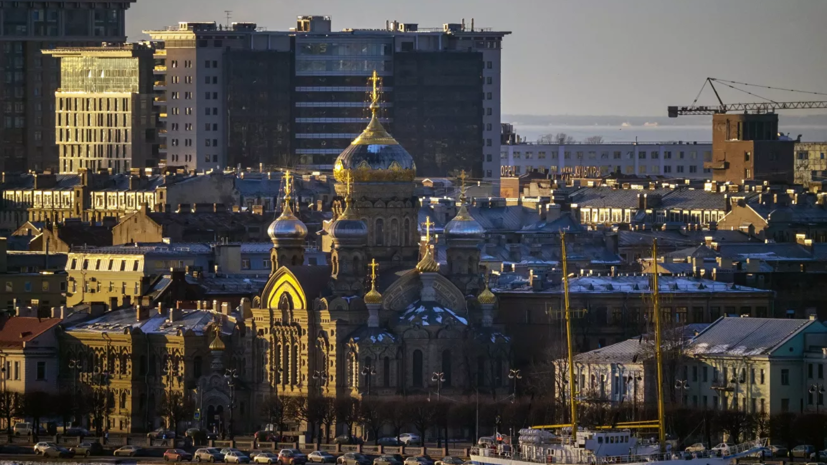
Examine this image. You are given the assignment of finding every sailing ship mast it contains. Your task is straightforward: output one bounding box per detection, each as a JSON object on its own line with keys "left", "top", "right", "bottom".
{"left": 561, "top": 232, "right": 578, "bottom": 441}
{"left": 652, "top": 239, "right": 667, "bottom": 451}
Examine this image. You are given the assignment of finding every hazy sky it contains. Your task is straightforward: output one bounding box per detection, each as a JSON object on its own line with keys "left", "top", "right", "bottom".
{"left": 127, "top": 0, "right": 827, "bottom": 117}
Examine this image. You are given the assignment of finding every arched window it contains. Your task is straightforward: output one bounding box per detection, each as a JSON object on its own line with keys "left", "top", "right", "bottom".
{"left": 347, "top": 353, "right": 355, "bottom": 388}
{"left": 383, "top": 357, "right": 391, "bottom": 387}
{"left": 352, "top": 255, "right": 361, "bottom": 276}
{"left": 193, "top": 356, "right": 202, "bottom": 378}
{"left": 120, "top": 353, "right": 129, "bottom": 375}
{"left": 292, "top": 255, "right": 300, "bottom": 266}
{"left": 278, "top": 293, "right": 293, "bottom": 311}
{"left": 120, "top": 392, "right": 127, "bottom": 410}
{"left": 291, "top": 344, "right": 298, "bottom": 386}
{"left": 495, "top": 359, "right": 504, "bottom": 386}
{"left": 279, "top": 254, "right": 286, "bottom": 267}
{"left": 375, "top": 218, "right": 385, "bottom": 246}
{"left": 275, "top": 345, "right": 282, "bottom": 384}
{"left": 477, "top": 356, "right": 486, "bottom": 387}
{"left": 412, "top": 350, "right": 423, "bottom": 387}
{"left": 442, "top": 349, "right": 452, "bottom": 387}
{"left": 403, "top": 218, "right": 411, "bottom": 246}
{"left": 390, "top": 218, "right": 399, "bottom": 246}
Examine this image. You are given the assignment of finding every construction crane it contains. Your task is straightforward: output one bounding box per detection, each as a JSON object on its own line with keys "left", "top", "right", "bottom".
{"left": 668, "top": 77, "right": 827, "bottom": 117}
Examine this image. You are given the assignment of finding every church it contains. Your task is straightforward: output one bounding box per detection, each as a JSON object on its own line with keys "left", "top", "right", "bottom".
{"left": 246, "top": 72, "right": 512, "bottom": 406}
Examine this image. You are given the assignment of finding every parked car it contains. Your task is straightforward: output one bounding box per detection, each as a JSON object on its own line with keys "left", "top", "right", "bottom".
{"left": 149, "top": 428, "right": 177, "bottom": 439}
{"left": 377, "top": 437, "right": 402, "bottom": 446}
{"left": 309, "top": 451, "right": 336, "bottom": 463}
{"left": 222, "top": 448, "right": 247, "bottom": 457}
{"left": 405, "top": 457, "right": 434, "bottom": 465}
{"left": 71, "top": 442, "right": 104, "bottom": 457}
{"left": 794, "top": 445, "right": 817, "bottom": 458}
{"left": 34, "top": 442, "right": 57, "bottom": 455}
{"left": 374, "top": 455, "right": 403, "bottom": 465}
{"left": 226, "top": 451, "right": 251, "bottom": 464}
{"left": 710, "top": 443, "right": 734, "bottom": 456}
{"left": 769, "top": 445, "right": 788, "bottom": 457}
{"left": 250, "top": 452, "right": 268, "bottom": 460}
{"left": 338, "top": 453, "right": 371, "bottom": 465}
{"left": 165, "top": 449, "right": 194, "bottom": 462}
{"left": 115, "top": 446, "right": 143, "bottom": 457}
{"left": 43, "top": 446, "right": 74, "bottom": 458}
{"left": 435, "top": 457, "right": 464, "bottom": 465}
{"left": 13, "top": 422, "right": 44, "bottom": 436}
{"left": 255, "top": 452, "right": 281, "bottom": 464}
{"left": 684, "top": 443, "right": 706, "bottom": 453}
{"left": 279, "top": 449, "right": 308, "bottom": 465}
{"left": 334, "top": 435, "right": 364, "bottom": 445}
{"left": 398, "top": 433, "right": 421, "bottom": 445}
{"left": 195, "top": 448, "right": 226, "bottom": 462}
{"left": 64, "top": 427, "right": 90, "bottom": 437}
{"left": 255, "top": 430, "right": 278, "bottom": 442}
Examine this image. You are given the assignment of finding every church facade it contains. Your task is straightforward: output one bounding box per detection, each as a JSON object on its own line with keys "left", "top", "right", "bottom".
{"left": 247, "top": 73, "right": 512, "bottom": 415}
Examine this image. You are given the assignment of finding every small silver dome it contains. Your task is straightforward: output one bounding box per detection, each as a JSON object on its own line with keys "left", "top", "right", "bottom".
{"left": 267, "top": 206, "right": 308, "bottom": 242}
{"left": 330, "top": 217, "right": 368, "bottom": 240}
{"left": 444, "top": 206, "right": 484, "bottom": 238}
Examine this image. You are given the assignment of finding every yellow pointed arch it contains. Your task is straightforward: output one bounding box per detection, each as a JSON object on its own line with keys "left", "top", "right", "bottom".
{"left": 263, "top": 267, "right": 308, "bottom": 310}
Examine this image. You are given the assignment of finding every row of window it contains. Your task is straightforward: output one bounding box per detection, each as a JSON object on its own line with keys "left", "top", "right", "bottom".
{"left": 507, "top": 150, "right": 708, "bottom": 160}
{"left": 3, "top": 280, "right": 62, "bottom": 292}
{"left": 511, "top": 165, "right": 707, "bottom": 176}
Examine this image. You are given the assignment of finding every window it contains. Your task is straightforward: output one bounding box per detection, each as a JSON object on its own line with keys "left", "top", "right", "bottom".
{"left": 13, "top": 361, "right": 19, "bottom": 380}
{"left": 781, "top": 369, "right": 790, "bottom": 386}
{"left": 702, "top": 366, "right": 708, "bottom": 382}
{"left": 24, "top": 282, "right": 31, "bottom": 292}
{"left": 412, "top": 350, "right": 423, "bottom": 387}
{"left": 692, "top": 366, "right": 698, "bottom": 382}
{"left": 41, "top": 281, "right": 49, "bottom": 292}
{"left": 820, "top": 364, "right": 824, "bottom": 379}
{"left": 241, "top": 259, "right": 251, "bottom": 270}
{"left": 781, "top": 398, "right": 790, "bottom": 412}
{"left": 36, "top": 362, "right": 46, "bottom": 381}
{"left": 810, "top": 363, "right": 814, "bottom": 378}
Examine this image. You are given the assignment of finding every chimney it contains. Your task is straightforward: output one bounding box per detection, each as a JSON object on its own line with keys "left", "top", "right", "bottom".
{"left": 724, "top": 194, "right": 731, "bottom": 214}
{"left": 704, "top": 236, "right": 713, "bottom": 247}
{"left": 170, "top": 307, "right": 183, "bottom": 322}
{"left": 136, "top": 306, "right": 150, "bottom": 322}
{"left": 221, "top": 302, "right": 231, "bottom": 315}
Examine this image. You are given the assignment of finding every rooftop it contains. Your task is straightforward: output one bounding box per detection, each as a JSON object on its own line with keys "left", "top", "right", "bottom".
{"left": 688, "top": 317, "right": 818, "bottom": 357}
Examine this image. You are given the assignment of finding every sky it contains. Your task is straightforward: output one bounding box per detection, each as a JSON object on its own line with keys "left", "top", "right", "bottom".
{"left": 127, "top": 0, "right": 827, "bottom": 117}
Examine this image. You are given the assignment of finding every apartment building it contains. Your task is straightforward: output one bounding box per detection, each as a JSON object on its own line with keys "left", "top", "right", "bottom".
{"left": 145, "top": 17, "right": 509, "bottom": 179}
{"left": 0, "top": 0, "right": 136, "bottom": 173}
{"left": 501, "top": 141, "right": 713, "bottom": 179}
{"left": 0, "top": 316, "right": 62, "bottom": 395}
{"left": 44, "top": 43, "right": 159, "bottom": 174}
{"left": 571, "top": 317, "right": 827, "bottom": 416}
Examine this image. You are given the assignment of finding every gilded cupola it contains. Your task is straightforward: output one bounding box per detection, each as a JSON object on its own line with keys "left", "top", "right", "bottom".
{"left": 333, "top": 70, "right": 416, "bottom": 183}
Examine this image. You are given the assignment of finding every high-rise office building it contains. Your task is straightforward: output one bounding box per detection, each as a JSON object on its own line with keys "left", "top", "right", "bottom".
{"left": 146, "top": 16, "right": 509, "bottom": 179}
{"left": 0, "top": 0, "right": 136, "bottom": 173}
{"left": 43, "top": 43, "right": 159, "bottom": 173}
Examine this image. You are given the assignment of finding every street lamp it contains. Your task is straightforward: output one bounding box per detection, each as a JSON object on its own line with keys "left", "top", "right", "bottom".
{"left": 163, "top": 358, "right": 181, "bottom": 433}
{"left": 361, "top": 363, "right": 377, "bottom": 396}
{"left": 810, "top": 384, "right": 825, "bottom": 414}
{"left": 508, "top": 369, "right": 522, "bottom": 403}
{"left": 312, "top": 370, "right": 328, "bottom": 394}
{"left": 675, "top": 379, "right": 690, "bottom": 406}
{"left": 431, "top": 372, "right": 445, "bottom": 401}
{"left": 224, "top": 368, "right": 239, "bottom": 440}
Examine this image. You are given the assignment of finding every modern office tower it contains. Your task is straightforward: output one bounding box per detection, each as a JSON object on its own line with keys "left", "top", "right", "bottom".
{"left": 44, "top": 43, "right": 159, "bottom": 173}
{"left": 0, "top": 0, "right": 136, "bottom": 173}
{"left": 146, "top": 16, "right": 509, "bottom": 179}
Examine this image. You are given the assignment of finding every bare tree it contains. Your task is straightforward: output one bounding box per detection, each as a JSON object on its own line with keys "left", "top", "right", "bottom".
{"left": 335, "top": 397, "right": 361, "bottom": 439}
{"left": 538, "top": 133, "right": 576, "bottom": 145}
{"left": 383, "top": 398, "right": 409, "bottom": 443}
{"left": 583, "top": 136, "right": 604, "bottom": 144}
{"left": 0, "top": 391, "right": 21, "bottom": 439}
{"left": 158, "top": 390, "right": 195, "bottom": 436}
{"left": 407, "top": 397, "right": 438, "bottom": 443}
{"left": 261, "top": 394, "right": 287, "bottom": 440}
{"left": 359, "top": 399, "right": 388, "bottom": 445}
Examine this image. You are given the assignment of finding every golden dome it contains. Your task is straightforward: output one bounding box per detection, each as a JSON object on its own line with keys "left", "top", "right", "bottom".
{"left": 209, "top": 327, "right": 226, "bottom": 351}
{"left": 364, "top": 287, "right": 383, "bottom": 305}
{"left": 416, "top": 247, "right": 440, "bottom": 273}
{"left": 477, "top": 284, "right": 497, "bottom": 305}
{"left": 333, "top": 71, "right": 416, "bottom": 183}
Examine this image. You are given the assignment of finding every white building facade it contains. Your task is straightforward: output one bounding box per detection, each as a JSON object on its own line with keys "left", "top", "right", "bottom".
{"left": 501, "top": 142, "right": 713, "bottom": 179}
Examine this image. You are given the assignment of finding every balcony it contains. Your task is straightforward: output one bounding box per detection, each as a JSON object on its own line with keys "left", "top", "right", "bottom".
{"left": 153, "top": 65, "right": 167, "bottom": 74}
{"left": 159, "top": 112, "right": 168, "bottom": 119}
{"left": 153, "top": 96, "right": 167, "bottom": 106}
{"left": 153, "top": 49, "right": 167, "bottom": 58}
{"left": 153, "top": 80, "right": 167, "bottom": 91}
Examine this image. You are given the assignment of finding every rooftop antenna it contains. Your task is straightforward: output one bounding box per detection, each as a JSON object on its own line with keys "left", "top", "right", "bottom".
{"left": 224, "top": 10, "right": 232, "bottom": 29}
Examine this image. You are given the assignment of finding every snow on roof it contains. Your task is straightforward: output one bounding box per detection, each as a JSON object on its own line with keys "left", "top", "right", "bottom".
{"left": 496, "top": 275, "right": 771, "bottom": 295}
{"left": 688, "top": 317, "right": 816, "bottom": 357}
{"left": 399, "top": 301, "right": 468, "bottom": 326}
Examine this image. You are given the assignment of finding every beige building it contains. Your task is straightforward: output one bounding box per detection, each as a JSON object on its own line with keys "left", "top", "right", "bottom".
{"left": 0, "top": 238, "right": 67, "bottom": 314}
{"left": 0, "top": 316, "right": 62, "bottom": 395}
{"left": 43, "top": 44, "right": 159, "bottom": 174}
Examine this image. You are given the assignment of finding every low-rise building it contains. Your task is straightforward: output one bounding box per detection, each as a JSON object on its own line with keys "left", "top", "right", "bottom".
{"left": 0, "top": 316, "right": 63, "bottom": 395}
{"left": 500, "top": 141, "right": 713, "bottom": 179}
{"left": 0, "top": 238, "right": 67, "bottom": 314}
